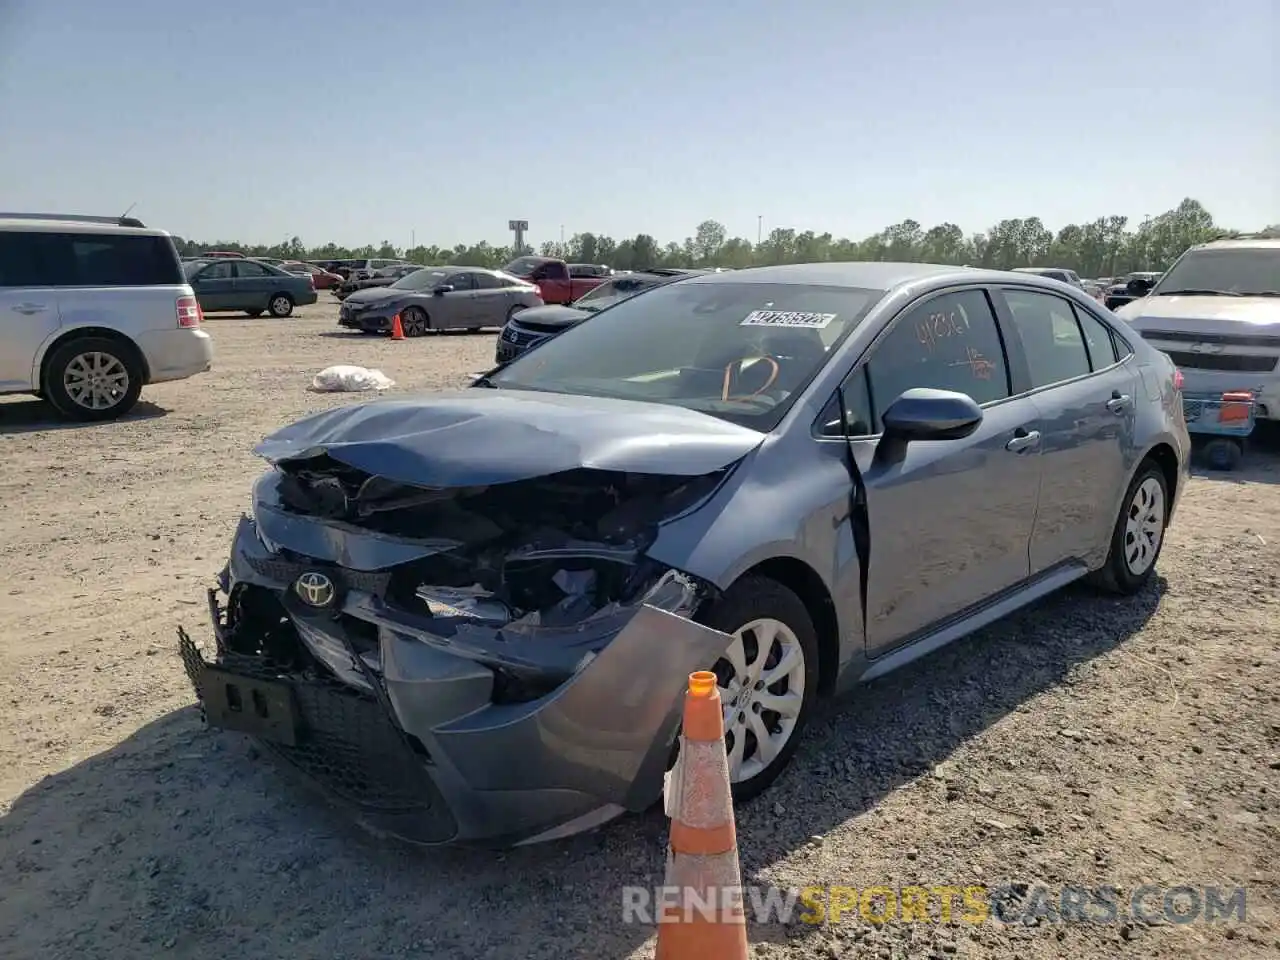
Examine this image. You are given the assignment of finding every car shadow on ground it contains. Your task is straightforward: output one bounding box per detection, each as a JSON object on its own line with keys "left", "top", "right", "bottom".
{"left": 0, "top": 578, "right": 1164, "bottom": 959}
{"left": 0, "top": 398, "right": 168, "bottom": 435}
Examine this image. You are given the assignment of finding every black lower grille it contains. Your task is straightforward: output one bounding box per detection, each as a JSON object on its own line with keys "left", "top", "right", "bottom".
{"left": 179, "top": 592, "right": 458, "bottom": 844}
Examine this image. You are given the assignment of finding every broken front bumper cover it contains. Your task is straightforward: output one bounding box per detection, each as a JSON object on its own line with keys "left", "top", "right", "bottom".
{"left": 178, "top": 587, "right": 733, "bottom": 847}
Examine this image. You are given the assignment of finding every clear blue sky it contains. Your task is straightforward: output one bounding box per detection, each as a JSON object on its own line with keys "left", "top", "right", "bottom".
{"left": 1, "top": 0, "right": 1275, "bottom": 249}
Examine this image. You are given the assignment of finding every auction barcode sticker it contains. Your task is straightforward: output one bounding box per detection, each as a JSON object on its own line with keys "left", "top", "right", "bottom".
{"left": 741, "top": 310, "right": 837, "bottom": 328}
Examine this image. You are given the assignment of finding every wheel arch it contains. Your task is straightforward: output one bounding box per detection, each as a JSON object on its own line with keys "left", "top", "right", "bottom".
{"left": 1141, "top": 441, "right": 1180, "bottom": 507}
{"left": 735, "top": 556, "right": 840, "bottom": 697}
{"left": 36, "top": 327, "right": 151, "bottom": 389}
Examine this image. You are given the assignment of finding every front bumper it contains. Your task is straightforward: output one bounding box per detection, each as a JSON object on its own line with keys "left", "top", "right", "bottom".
{"left": 338, "top": 305, "right": 396, "bottom": 333}
{"left": 178, "top": 516, "right": 732, "bottom": 847}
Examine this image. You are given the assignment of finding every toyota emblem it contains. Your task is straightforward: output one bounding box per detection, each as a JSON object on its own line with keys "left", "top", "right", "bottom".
{"left": 295, "top": 571, "right": 336, "bottom": 608}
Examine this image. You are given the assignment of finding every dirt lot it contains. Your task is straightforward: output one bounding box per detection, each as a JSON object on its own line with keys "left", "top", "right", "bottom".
{"left": 1, "top": 300, "right": 1278, "bottom": 960}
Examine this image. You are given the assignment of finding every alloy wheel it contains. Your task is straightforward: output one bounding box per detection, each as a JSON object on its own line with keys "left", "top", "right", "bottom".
{"left": 63, "top": 352, "right": 129, "bottom": 412}
{"left": 712, "top": 617, "right": 806, "bottom": 784}
{"left": 1123, "top": 476, "right": 1165, "bottom": 575}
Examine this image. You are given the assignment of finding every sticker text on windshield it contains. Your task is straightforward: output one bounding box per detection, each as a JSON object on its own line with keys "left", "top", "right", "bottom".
{"left": 740, "top": 310, "right": 837, "bottom": 329}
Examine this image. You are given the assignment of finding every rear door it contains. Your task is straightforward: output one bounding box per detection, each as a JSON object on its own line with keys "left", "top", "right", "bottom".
{"left": 993, "top": 286, "right": 1137, "bottom": 572}
{"left": 188, "top": 260, "right": 236, "bottom": 311}
{"left": 471, "top": 271, "right": 514, "bottom": 327}
{"left": 0, "top": 231, "right": 63, "bottom": 390}
{"left": 842, "top": 286, "right": 1043, "bottom": 657}
{"left": 231, "top": 260, "right": 276, "bottom": 311}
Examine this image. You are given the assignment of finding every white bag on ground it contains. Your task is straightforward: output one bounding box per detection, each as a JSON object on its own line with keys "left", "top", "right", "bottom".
{"left": 310, "top": 365, "right": 395, "bottom": 392}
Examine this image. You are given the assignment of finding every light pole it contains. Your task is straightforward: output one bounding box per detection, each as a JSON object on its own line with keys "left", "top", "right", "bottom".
{"left": 757, "top": 216, "right": 762, "bottom": 245}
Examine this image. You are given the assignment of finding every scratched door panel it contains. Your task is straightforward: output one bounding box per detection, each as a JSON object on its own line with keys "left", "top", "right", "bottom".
{"left": 850, "top": 287, "right": 1042, "bottom": 657}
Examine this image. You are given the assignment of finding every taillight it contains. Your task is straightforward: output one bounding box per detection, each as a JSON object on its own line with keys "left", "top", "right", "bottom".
{"left": 1172, "top": 368, "right": 1184, "bottom": 391}
{"left": 177, "top": 295, "right": 201, "bottom": 328}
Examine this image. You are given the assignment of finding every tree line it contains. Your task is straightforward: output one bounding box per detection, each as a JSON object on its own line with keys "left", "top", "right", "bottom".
{"left": 172, "top": 198, "right": 1277, "bottom": 279}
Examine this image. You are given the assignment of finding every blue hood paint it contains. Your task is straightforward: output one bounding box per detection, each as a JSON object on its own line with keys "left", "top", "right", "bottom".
{"left": 255, "top": 389, "right": 766, "bottom": 485}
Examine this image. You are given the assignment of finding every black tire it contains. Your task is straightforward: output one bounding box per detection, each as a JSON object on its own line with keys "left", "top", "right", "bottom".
{"left": 42, "top": 336, "right": 144, "bottom": 422}
{"left": 246, "top": 309, "right": 263, "bottom": 318}
{"left": 400, "top": 306, "right": 430, "bottom": 337}
{"left": 267, "top": 293, "right": 294, "bottom": 318}
{"left": 697, "top": 575, "right": 820, "bottom": 802}
{"left": 1090, "top": 459, "right": 1169, "bottom": 595}
{"left": 1202, "top": 437, "right": 1243, "bottom": 471}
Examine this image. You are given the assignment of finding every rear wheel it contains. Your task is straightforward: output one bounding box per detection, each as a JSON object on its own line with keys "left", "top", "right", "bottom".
{"left": 699, "top": 576, "right": 819, "bottom": 801}
{"left": 268, "top": 293, "right": 294, "bottom": 318}
{"left": 400, "top": 306, "right": 430, "bottom": 337}
{"left": 1091, "top": 460, "right": 1168, "bottom": 594}
{"left": 43, "top": 336, "right": 143, "bottom": 422}
{"left": 1202, "top": 438, "right": 1243, "bottom": 471}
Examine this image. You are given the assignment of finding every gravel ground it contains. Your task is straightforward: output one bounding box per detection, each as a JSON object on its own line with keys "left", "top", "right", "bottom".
{"left": 1, "top": 300, "right": 1278, "bottom": 960}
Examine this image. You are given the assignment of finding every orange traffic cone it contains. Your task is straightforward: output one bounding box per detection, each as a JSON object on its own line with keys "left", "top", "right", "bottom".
{"left": 656, "top": 670, "right": 749, "bottom": 959}
{"left": 390, "top": 313, "right": 406, "bottom": 340}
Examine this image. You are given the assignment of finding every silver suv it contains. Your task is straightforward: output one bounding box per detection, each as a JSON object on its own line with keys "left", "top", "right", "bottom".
{"left": 0, "top": 213, "right": 214, "bottom": 421}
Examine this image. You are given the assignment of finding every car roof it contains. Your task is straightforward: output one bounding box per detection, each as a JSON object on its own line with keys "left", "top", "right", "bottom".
{"left": 1191, "top": 237, "right": 1280, "bottom": 251}
{"left": 0, "top": 217, "right": 170, "bottom": 238}
{"left": 677, "top": 261, "right": 993, "bottom": 290}
{"left": 1012, "top": 266, "right": 1073, "bottom": 274}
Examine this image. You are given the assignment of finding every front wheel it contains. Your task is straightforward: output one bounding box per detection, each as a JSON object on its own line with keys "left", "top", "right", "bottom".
{"left": 400, "top": 306, "right": 430, "bottom": 337}
{"left": 699, "top": 576, "right": 819, "bottom": 801}
{"left": 1091, "top": 460, "right": 1169, "bottom": 594}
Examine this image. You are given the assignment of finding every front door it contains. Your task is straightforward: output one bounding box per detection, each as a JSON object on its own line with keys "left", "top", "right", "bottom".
{"left": 843, "top": 287, "right": 1043, "bottom": 657}
{"left": 189, "top": 260, "right": 236, "bottom": 311}
{"left": 435, "top": 272, "right": 477, "bottom": 329}
{"left": 994, "top": 287, "right": 1137, "bottom": 571}
{"left": 0, "top": 232, "right": 65, "bottom": 390}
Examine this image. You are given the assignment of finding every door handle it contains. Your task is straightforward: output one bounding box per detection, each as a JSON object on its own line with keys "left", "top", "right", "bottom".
{"left": 12, "top": 303, "right": 48, "bottom": 314}
{"left": 1006, "top": 429, "right": 1041, "bottom": 453}
{"left": 1106, "top": 391, "right": 1131, "bottom": 414}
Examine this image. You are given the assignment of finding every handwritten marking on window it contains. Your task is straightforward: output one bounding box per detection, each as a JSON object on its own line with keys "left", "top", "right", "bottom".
{"left": 915, "top": 309, "right": 970, "bottom": 352}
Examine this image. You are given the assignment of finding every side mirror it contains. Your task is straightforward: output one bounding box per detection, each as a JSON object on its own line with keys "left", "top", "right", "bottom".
{"left": 1126, "top": 277, "right": 1155, "bottom": 297}
{"left": 876, "top": 388, "right": 983, "bottom": 464}
{"left": 433, "top": 284, "right": 455, "bottom": 295}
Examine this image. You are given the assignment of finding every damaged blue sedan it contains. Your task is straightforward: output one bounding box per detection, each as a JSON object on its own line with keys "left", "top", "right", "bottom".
{"left": 179, "top": 262, "right": 1190, "bottom": 846}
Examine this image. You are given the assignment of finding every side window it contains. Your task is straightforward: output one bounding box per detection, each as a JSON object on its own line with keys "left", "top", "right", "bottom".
{"left": 1002, "top": 289, "right": 1091, "bottom": 387}
{"left": 235, "top": 261, "right": 271, "bottom": 278}
{"left": 449, "top": 273, "right": 477, "bottom": 291}
{"left": 199, "top": 261, "right": 235, "bottom": 280}
{"left": 474, "top": 272, "right": 504, "bottom": 290}
{"left": 1073, "top": 305, "right": 1119, "bottom": 369}
{"left": 0, "top": 232, "right": 67, "bottom": 286}
{"left": 1112, "top": 332, "right": 1133, "bottom": 361}
{"left": 543, "top": 262, "right": 570, "bottom": 281}
{"left": 865, "top": 289, "right": 1010, "bottom": 430}
{"left": 839, "top": 366, "right": 873, "bottom": 436}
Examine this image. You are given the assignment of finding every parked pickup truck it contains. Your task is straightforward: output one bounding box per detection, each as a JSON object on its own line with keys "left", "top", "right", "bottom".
{"left": 501, "top": 256, "right": 611, "bottom": 305}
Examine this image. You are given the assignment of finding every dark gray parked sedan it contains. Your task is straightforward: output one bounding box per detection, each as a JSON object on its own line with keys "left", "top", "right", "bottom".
{"left": 179, "top": 262, "right": 1190, "bottom": 846}
{"left": 337, "top": 266, "right": 543, "bottom": 335}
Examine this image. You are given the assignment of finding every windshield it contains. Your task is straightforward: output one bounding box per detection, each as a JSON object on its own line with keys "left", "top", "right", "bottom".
{"left": 503, "top": 256, "right": 545, "bottom": 278}
{"left": 391, "top": 268, "right": 450, "bottom": 290}
{"left": 1153, "top": 249, "right": 1279, "bottom": 296}
{"left": 488, "top": 281, "right": 883, "bottom": 430}
{"left": 573, "top": 275, "right": 667, "bottom": 310}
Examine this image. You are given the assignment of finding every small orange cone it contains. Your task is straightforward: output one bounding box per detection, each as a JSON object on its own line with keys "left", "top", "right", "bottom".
{"left": 390, "top": 313, "right": 406, "bottom": 340}
{"left": 656, "top": 670, "right": 749, "bottom": 959}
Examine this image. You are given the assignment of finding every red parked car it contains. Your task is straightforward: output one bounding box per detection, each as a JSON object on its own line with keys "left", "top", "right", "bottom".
{"left": 280, "top": 260, "right": 343, "bottom": 289}
{"left": 501, "top": 256, "right": 611, "bottom": 305}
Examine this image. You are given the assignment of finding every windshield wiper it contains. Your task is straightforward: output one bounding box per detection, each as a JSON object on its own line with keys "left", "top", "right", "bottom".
{"left": 1157, "top": 288, "right": 1243, "bottom": 297}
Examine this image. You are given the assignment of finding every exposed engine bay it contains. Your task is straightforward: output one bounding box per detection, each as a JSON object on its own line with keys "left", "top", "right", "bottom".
{"left": 243, "top": 458, "right": 727, "bottom": 688}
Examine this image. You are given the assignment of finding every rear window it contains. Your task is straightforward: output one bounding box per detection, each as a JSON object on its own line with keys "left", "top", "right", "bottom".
{"left": 0, "top": 230, "right": 184, "bottom": 287}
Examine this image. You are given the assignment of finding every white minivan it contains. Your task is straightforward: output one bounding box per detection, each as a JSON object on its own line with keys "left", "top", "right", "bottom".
{"left": 0, "top": 213, "right": 214, "bottom": 421}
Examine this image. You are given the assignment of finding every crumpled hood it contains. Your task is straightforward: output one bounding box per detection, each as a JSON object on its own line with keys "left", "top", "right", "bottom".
{"left": 255, "top": 389, "right": 766, "bottom": 485}
{"left": 1117, "top": 295, "right": 1280, "bottom": 330}
{"left": 510, "top": 305, "right": 590, "bottom": 328}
